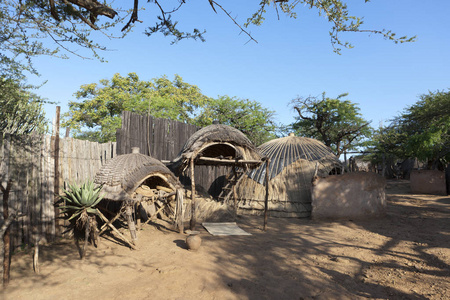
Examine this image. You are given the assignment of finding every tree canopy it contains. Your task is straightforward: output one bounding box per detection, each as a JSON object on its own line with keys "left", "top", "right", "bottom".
{"left": 63, "top": 73, "right": 277, "bottom": 145}
{"left": 1, "top": 0, "right": 415, "bottom": 75}
{"left": 0, "top": 76, "right": 47, "bottom": 135}
{"left": 193, "top": 96, "right": 277, "bottom": 146}
{"left": 290, "top": 93, "right": 371, "bottom": 157}
{"left": 62, "top": 73, "right": 210, "bottom": 142}
{"left": 369, "top": 90, "right": 450, "bottom": 169}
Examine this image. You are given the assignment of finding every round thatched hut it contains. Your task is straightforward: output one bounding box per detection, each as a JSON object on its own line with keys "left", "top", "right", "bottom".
{"left": 236, "top": 133, "right": 342, "bottom": 218}
{"left": 170, "top": 124, "right": 265, "bottom": 229}
{"left": 171, "top": 123, "right": 264, "bottom": 173}
{"left": 94, "top": 147, "right": 184, "bottom": 236}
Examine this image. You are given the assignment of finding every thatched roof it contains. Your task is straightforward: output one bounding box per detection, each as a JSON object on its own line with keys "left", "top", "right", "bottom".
{"left": 171, "top": 124, "right": 264, "bottom": 172}
{"left": 249, "top": 134, "right": 342, "bottom": 184}
{"left": 94, "top": 148, "right": 181, "bottom": 201}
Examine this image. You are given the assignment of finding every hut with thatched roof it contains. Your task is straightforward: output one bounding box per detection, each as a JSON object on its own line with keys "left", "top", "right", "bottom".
{"left": 94, "top": 147, "right": 184, "bottom": 243}
{"left": 235, "top": 133, "right": 342, "bottom": 218}
{"left": 170, "top": 123, "right": 266, "bottom": 228}
{"left": 171, "top": 124, "right": 264, "bottom": 172}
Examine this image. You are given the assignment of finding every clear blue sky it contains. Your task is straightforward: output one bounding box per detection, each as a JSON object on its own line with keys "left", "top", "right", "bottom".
{"left": 28, "top": 0, "right": 450, "bottom": 132}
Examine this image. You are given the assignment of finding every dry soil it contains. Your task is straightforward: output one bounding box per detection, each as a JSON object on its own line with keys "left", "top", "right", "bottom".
{"left": 2, "top": 180, "right": 449, "bottom": 299}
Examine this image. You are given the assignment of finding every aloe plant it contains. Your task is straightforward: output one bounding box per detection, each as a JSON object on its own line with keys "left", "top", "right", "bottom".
{"left": 59, "top": 180, "right": 103, "bottom": 259}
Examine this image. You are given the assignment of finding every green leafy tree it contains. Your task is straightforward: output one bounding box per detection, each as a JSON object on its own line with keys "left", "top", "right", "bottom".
{"left": 371, "top": 90, "right": 450, "bottom": 169}
{"left": 401, "top": 90, "right": 450, "bottom": 166}
{"left": 0, "top": 76, "right": 47, "bottom": 135}
{"left": 194, "top": 96, "right": 277, "bottom": 146}
{"left": 290, "top": 93, "right": 371, "bottom": 156}
{"left": 62, "top": 73, "right": 211, "bottom": 142}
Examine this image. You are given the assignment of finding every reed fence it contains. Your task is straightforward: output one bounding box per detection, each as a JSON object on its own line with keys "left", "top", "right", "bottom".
{"left": 0, "top": 132, "right": 116, "bottom": 249}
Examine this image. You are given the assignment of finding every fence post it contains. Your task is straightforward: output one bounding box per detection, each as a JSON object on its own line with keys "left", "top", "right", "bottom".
{"left": 53, "top": 107, "right": 61, "bottom": 235}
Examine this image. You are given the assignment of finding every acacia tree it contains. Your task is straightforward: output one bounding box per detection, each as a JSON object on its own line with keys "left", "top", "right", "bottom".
{"left": 370, "top": 90, "right": 450, "bottom": 169}
{"left": 1, "top": 0, "right": 415, "bottom": 73}
{"left": 0, "top": 76, "right": 47, "bottom": 135}
{"left": 290, "top": 93, "right": 371, "bottom": 157}
{"left": 62, "top": 73, "right": 211, "bottom": 142}
{"left": 194, "top": 96, "right": 277, "bottom": 146}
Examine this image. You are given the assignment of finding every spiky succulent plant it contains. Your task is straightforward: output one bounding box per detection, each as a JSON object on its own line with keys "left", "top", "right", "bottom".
{"left": 59, "top": 180, "right": 103, "bottom": 259}
{"left": 60, "top": 181, "right": 103, "bottom": 221}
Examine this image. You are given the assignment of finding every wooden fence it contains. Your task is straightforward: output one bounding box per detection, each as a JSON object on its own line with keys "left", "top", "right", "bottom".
{"left": 116, "top": 111, "right": 231, "bottom": 196}
{"left": 0, "top": 133, "right": 116, "bottom": 249}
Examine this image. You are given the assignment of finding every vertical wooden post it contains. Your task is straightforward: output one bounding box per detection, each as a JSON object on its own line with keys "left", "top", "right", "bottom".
{"left": 263, "top": 159, "right": 270, "bottom": 231}
{"left": 2, "top": 180, "right": 12, "bottom": 286}
{"left": 126, "top": 204, "right": 137, "bottom": 242}
{"left": 53, "top": 106, "right": 61, "bottom": 235}
{"left": 1, "top": 134, "right": 12, "bottom": 285}
{"left": 189, "top": 158, "right": 196, "bottom": 230}
{"left": 232, "top": 166, "right": 238, "bottom": 219}
{"left": 176, "top": 189, "right": 184, "bottom": 233}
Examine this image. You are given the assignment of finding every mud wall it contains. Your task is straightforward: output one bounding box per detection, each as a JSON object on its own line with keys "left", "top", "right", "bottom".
{"left": 311, "top": 172, "right": 386, "bottom": 219}
{"left": 410, "top": 170, "right": 447, "bottom": 195}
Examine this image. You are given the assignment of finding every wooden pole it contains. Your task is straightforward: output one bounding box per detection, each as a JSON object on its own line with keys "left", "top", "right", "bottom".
{"left": 189, "top": 158, "right": 196, "bottom": 230}
{"left": 96, "top": 209, "right": 137, "bottom": 250}
{"left": 1, "top": 134, "right": 12, "bottom": 286}
{"left": 53, "top": 106, "right": 61, "bottom": 236}
{"left": 125, "top": 204, "right": 137, "bottom": 241}
{"left": 1, "top": 181, "right": 12, "bottom": 286}
{"left": 263, "top": 159, "right": 270, "bottom": 231}
{"left": 232, "top": 166, "right": 238, "bottom": 219}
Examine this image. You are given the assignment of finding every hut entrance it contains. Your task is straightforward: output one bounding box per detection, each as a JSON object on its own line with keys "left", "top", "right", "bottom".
{"left": 132, "top": 174, "right": 180, "bottom": 227}
{"left": 199, "top": 143, "right": 238, "bottom": 160}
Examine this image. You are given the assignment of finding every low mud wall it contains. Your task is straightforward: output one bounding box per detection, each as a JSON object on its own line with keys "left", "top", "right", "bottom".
{"left": 410, "top": 170, "right": 447, "bottom": 195}
{"left": 311, "top": 172, "right": 386, "bottom": 219}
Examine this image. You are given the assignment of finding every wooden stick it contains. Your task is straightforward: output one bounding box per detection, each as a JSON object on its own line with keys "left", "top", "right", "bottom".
{"left": 263, "top": 159, "right": 270, "bottom": 230}
{"left": 96, "top": 209, "right": 137, "bottom": 250}
{"left": 233, "top": 166, "right": 238, "bottom": 219}
{"left": 140, "top": 201, "right": 169, "bottom": 226}
{"left": 33, "top": 243, "right": 39, "bottom": 274}
{"left": 197, "top": 157, "right": 262, "bottom": 164}
{"left": 98, "top": 210, "right": 122, "bottom": 235}
{"left": 156, "top": 185, "right": 173, "bottom": 193}
{"left": 189, "top": 158, "right": 196, "bottom": 230}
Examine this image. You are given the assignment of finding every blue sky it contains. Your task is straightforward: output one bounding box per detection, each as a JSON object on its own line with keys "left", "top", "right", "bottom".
{"left": 28, "top": 0, "right": 450, "bottom": 132}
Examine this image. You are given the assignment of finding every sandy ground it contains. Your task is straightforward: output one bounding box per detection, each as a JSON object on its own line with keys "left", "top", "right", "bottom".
{"left": 2, "top": 180, "right": 449, "bottom": 300}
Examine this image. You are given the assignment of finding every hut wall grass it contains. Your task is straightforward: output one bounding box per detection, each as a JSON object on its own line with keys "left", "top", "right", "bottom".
{"left": 1, "top": 132, "right": 116, "bottom": 249}
{"left": 236, "top": 159, "right": 336, "bottom": 217}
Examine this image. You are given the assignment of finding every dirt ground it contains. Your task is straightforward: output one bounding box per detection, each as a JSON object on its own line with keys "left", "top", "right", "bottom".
{"left": 2, "top": 180, "right": 449, "bottom": 299}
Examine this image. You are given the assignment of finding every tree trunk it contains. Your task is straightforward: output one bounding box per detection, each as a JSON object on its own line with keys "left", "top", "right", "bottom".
{"left": 1, "top": 180, "right": 12, "bottom": 286}
{"left": 81, "top": 218, "right": 90, "bottom": 260}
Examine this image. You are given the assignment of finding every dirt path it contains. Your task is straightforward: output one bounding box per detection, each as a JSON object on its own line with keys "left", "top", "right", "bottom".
{"left": 2, "top": 180, "right": 449, "bottom": 299}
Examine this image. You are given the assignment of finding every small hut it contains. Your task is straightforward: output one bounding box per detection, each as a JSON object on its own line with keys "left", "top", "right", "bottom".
{"left": 94, "top": 147, "right": 184, "bottom": 243}
{"left": 170, "top": 124, "right": 266, "bottom": 228}
{"left": 236, "top": 133, "right": 342, "bottom": 218}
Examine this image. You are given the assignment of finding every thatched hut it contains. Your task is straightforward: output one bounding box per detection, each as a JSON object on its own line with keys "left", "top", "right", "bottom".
{"left": 236, "top": 133, "right": 342, "bottom": 218}
{"left": 170, "top": 124, "right": 266, "bottom": 228}
{"left": 94, "top": 147, "right": 184, "bottom": 239}
{"left": 171, "top": 123, "right": 264, "bottom": 173}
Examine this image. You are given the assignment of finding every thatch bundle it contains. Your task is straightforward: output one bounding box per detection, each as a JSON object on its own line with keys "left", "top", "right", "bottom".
{"left": 236, "top": 134, "right": 342, "bottom": 217}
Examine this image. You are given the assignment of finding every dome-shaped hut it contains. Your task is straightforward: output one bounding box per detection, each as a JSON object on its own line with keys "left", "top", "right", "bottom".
{"left": 236, "top": 134, "right": 342, "bottom": 218}
{"left": 171, "top": 124, "right": 264, "bottom": 173}
{"left": 170, "top": 124, "right": 265, "bottom": 229}
{"left": 94, "top": 147, "right": 184, "bottom": 237}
